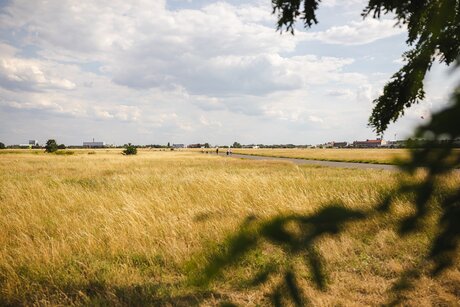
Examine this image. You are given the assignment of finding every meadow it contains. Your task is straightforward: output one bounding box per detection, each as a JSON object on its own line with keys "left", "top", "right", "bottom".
{"left": 0, "top": 149, "right": 459, "bottom": 305}
{"left": 230, "top": 148, "right": 411, "bottom": 164}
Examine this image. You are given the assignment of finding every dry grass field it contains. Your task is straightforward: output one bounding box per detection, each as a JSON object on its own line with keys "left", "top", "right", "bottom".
{"left": 230, "top": 148, "right": 411, "bottom": 164}
{"left": 0, "top": 149, "right": 459, "bottom": 305}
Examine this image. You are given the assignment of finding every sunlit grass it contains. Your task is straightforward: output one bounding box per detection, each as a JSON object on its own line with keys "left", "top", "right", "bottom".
{"left": 229, "top": 148, "right": 412, "bottom": 164}
{"left": 0, "top": 150, "right": 458, "bottom": 305}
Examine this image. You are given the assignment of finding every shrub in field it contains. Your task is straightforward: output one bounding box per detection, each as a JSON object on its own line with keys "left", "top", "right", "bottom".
{"left": 45, "top": 139, "right": 58, "bottom": 153}
{"left": 123, "top": 144, "right": 137, "bottom": 155}
{"left": 58, "top": 144, "right": 66, "bottom": 149}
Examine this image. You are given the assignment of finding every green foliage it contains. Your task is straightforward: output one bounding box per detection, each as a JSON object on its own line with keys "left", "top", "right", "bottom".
{"left": 58, "top": 144, "right": 66, "bottom": 149}
{"left": 232, "top": 142, "right": 242, "bottom": 148}
{"left": 399, "top": 87, "right": 460, "bottom": 274}
{"left": 272, "top": 0, "right": 321, "bottom": 33}
{"left": 272, "top": 0, "right": 460, "bottom": 134}
{"left": 364, "top": 0, "right": 460, "bottom": 133}
{"left": 45, "top": 139, "right": 58, "bottom": 153}
{"left": 0, "top": 142, "right": 5, "bottom": 149}
{"left": 123, "top": 144, "right": 137, "bottom": 155}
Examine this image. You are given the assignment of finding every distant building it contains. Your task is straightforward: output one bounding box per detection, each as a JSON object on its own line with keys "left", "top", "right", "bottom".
{"left": 380, "top": 140, "right": 407, "bottom": 148}
{"left": 324, "top": 141, "right": 348, "bottom": 148}
{"left": 18, "top": 140, "right": 38, "bottom": 148}
{"left": 172, "top": 144, "right": 185, "bottom": 148}
{"left": 332, "top": 141, "right": 348, "bottom": 148}
{"left": 187, "top": 143, "right": 202, "bottom": 148}
{"left": 352, "top": 139, "right": 382, "bottom": 148}
{"left": 83, "top": 141, "right": 105, "bottom": 148}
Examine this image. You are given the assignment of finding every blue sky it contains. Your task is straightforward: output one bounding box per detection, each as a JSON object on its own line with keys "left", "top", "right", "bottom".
{"left": 0, "top": 0, "right": 456, "bottom": 146}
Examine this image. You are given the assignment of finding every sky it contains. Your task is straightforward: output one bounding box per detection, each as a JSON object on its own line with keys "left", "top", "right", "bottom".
{"left": 0, "top": 0, "right": 457, "bottom": 146}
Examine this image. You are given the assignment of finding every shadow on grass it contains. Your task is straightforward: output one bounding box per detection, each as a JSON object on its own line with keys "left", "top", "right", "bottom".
{"left": 0, "top": 279, "right": 232, "bottom": 307}
{"left": 189, "top": 93, "right": 460, "bottom": 304}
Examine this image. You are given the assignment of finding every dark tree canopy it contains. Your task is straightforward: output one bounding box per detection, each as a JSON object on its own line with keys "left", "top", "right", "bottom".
{"left": 272, "top": 0, "right": 460, "bottom": 134}
{"left": 232, "top": 142, "right": 242, "bottom": 148}
{"left": 123, "top": 143, "right": 137, "bottom": 155}
{"left": 45, "top": 139, "right": 58, "bottom": 153}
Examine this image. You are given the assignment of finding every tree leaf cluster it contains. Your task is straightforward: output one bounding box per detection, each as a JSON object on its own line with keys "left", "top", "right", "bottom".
{"left": 123, "top": 144, "right": 138, "bottom": 155}
{"left": 272, "top": 0, "right": 460, "bottom": 134}
{"left": 45, "top": 139, "right": 58, "bottom": 153}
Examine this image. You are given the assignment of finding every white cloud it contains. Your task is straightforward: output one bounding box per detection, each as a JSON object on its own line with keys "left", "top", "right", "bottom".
{"left": 322, "top": 0, "right": 366, "bottom": 8}
{"left": 393, "top": 57, "right": 406, "bottom": 64}
{"left": 0, "top": 0, "right": 449, "bottom": 146}
{"left": 327, "top": 89, "right": 354, "bottom": 98}
{"left": 0, "top": 48, "right": 76, "bottom": 91}
{"left": 305, "top": 18, "right": 405, "bottom": 45}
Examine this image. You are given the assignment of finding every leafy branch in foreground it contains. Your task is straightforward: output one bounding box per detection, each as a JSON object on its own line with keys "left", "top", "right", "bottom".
{"left": 191, "top": 87, "right": 460, "bottom": 305}
{"left": 272, "top": 0, "right": 460, "bottom": 134}
{"left": 190, "top": 1, "right": 460, "bottom": 303}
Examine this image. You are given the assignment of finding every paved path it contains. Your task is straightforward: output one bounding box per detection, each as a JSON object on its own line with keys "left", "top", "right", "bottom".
{"left": 218, "top": 153, "right": 398, "bottom": 171}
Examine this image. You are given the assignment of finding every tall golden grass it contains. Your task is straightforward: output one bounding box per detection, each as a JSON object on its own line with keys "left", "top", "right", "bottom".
{"left": 0, "top": 149, "right": 458, "bottom": 305}
{"left": 230, "top": 148, "right": 412, "bottom": 164}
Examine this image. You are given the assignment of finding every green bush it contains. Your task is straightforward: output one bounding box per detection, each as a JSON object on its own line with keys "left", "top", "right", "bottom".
{"left": 45, "top": 139, "right": 58, "bottom": 153}
{"left": 123, "top": 144, "right": 137, "bottom": 155}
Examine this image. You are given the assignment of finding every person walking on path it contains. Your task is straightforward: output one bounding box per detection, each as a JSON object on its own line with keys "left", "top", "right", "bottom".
{"left": 216, "top": 147, "right": 219, "bottom": 155}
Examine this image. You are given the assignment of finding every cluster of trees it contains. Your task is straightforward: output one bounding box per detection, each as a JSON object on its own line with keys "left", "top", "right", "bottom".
{"left": 42, "top": 139, "right": 139, "bottom": 155}
{"left": 44, "top": 140, "right": 66, "bottom": 153}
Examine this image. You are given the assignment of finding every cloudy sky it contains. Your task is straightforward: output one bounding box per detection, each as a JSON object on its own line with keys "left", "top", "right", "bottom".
{"left": 0, "top": 0, "right": 456, "bottom": 146}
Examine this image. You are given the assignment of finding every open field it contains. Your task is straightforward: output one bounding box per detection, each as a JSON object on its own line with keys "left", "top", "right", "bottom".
{"left": 1, "top": 149, "right": 459, "bottom": 305}
{"left": 228, "top": 148, "right": 411, "bottom": 164}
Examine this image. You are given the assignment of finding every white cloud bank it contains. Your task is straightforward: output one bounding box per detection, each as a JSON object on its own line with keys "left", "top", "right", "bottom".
{"left": 0, "top": 0, "right": 435, "bottom": 145}
{"left": 305, "top": 19, "right": 405, "bottom": 45}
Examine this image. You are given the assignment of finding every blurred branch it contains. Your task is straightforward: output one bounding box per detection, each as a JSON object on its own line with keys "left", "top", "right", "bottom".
{"left": 191, "top": 87, "right": 460, "bottom": 304}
